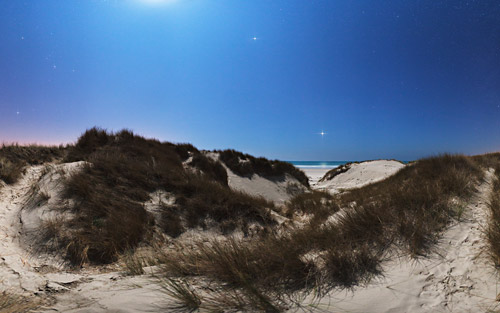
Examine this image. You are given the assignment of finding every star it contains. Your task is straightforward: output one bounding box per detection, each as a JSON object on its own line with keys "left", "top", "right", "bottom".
{"left": 16, "top": 111, "right": 20, "bottom": 115}
{"left": 319, "top": 130, "right": 327, "bottom": 137}
{"left": 252, "top": 37, "right": 258, "bottom": 41}
{"left": 52, "top": 65, "right": 57, "bottom": 69}
{"left": 21, "top": 36, "right": 24, "bottom": 40}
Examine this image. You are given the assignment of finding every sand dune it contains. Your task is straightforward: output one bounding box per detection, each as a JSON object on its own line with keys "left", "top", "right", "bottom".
{"left": 1, "top": 158, "right": 499, "bottom": 312}
{"left": 314, "top": 160, "right": 405, "bottom": 193}
{"left": 311, "top": 169, "right": 499, "bottom": 313}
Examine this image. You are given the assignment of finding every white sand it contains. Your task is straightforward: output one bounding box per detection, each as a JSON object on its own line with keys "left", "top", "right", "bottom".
{"left": 301, "top": 167, "right": 332, "bottom": 187}
{"left": 307, "top": 169, "right": 500, "bottom": 313}
{"left": 0, "top": 165, "right": 49, "bottom": 295}
{"left": 315, "top": 160, "right": 405, "bottom": 193}
{"left": 226, "top": 167, "right": 307, "bottom": 204}
{"left": 205, "top": 152, "right": 308, "bottom": 204}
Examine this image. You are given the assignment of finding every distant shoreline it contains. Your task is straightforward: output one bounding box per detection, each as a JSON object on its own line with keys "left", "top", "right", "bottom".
{"left": 288, "top": 161, "right": 347, "bottom": 169}
{"left": 289, "top": 160, "right": 410, "bottom": 169}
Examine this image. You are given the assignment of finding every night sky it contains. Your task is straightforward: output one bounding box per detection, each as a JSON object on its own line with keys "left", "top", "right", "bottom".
{"left": 1, "top": 0, "right": 500, "bottom": 161}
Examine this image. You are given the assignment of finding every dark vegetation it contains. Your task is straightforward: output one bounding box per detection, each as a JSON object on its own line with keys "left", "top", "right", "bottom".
{"left": 484, "top": 153, "right": 500, "bottom": 266}
{"left": 159, "top": 154, "right": 489, "bottom": 311}
{"left": 218, "top": 149, "right": 309, "bottom": 188}
{"left": 188, "top": 154, "right": 228, "bottom": 186}
{"left": 285, "top": 190, "right": 338, "bottom": 226}
{"left": 52, "top": 128, "right": 278, "bottom": 264}
{"left": 318, "top": 162, "right": 356, "bottom": 182}
{"left": 0, "top": 292, "right": 39, "bottom": 313}
{"left": 0, "top": 144, "right": 65, "bottom": 184}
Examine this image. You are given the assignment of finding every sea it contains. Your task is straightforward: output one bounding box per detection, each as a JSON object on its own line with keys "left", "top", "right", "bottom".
{"left": 288, "top": 161, "right": 347, "bottom": 169}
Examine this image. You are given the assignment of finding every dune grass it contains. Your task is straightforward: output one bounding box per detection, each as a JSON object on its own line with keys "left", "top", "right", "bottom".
{"left": 0, "top": 144, "right": 65, "bottom": 184}
{"left": 158, "top": 154, "right": 486, "bottom": 311}
{"left": 285, "top": 190, "right": 339, "bottom": 226}
{"left": 0, "top": 292, "right": 39, "bottom": 313}
{"left": 218, "top": 149, "right": 309, "bottom": 188}
{"left": 48, "top": 128, "right": 277, "bottom": 264}
{"left": 484, "top": 153, "right": 500, "bottom": 266}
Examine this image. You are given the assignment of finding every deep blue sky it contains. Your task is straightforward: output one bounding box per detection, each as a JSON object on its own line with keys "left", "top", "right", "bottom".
{"left": 1, "top": 0, "right": 500, "bottom": 161}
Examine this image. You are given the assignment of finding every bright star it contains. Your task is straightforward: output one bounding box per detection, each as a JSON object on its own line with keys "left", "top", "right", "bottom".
{"left": 319, "top": 130, "right": 327, "bottom": 137}
{"left": 252, "top": 37, "right": 258, "bottom": 41}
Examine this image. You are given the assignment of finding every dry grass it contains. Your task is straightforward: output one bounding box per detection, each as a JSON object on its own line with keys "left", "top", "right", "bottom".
{"left": 0, "top": 157, "right": 24, "bottom": 185}
{"left": 0, "top": 144, "right": 65, "bottom": 184}
{"left": 485, "top": 154, "right": 500, "bottom": 266}
{"left": 285, "top": 190, "right": 339, "bottom": 226}
{"left": 188, "top": 154, "right": 228, "bottom": 186}
{"left": 333, "top": 154, "right": 482, "bottom": 256}
{"left": 123, "top": 251, "right": 146, "bottom": 275}
{"left": 0, "top": 292, "right": 39, "bottom": 313}
{"left": 218, "top": 149, "right": 309, "bottom": 188}
{"left": 161, "top": 278, "right": 202, "bottom": 312}
{"left": 45, "top": 128, "right": 276, "bottom": 265}
{"left": 157, "top": 154, "right": 486, "bottom": 311}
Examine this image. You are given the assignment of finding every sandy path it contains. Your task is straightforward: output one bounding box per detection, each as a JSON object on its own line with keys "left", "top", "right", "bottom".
{"left": 301, "top": 168, "right": 331, "bottom": 188}
{"left": 0, "top": 165, "right": 49, "bottom": 295}
{"left": 317, "top": 169, "right": 500, "bottom": 313}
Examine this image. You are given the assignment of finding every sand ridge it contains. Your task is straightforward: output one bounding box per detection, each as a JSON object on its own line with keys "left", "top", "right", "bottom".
{"left": 315, "top": 160, "right": 405, "bottom": 194}
{"left": 312, "top": 169, "right": 500, "bottom": 313}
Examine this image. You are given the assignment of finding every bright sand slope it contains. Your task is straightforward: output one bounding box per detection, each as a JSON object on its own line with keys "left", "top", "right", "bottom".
{"left": 315, "top": 160, "right": 405, "bottom": 193}
{"left": 306, "top": 169, "right": 499, "bottom": 313}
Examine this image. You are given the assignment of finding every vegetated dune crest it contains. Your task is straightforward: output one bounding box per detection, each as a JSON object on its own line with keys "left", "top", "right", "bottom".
{"left": 205, "top": 151, "right": 307, "bottom": 204}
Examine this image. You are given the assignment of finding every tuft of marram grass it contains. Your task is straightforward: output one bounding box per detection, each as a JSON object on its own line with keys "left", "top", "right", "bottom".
{"left": 161, "top": 278, "right": 202, "bottom": 312}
